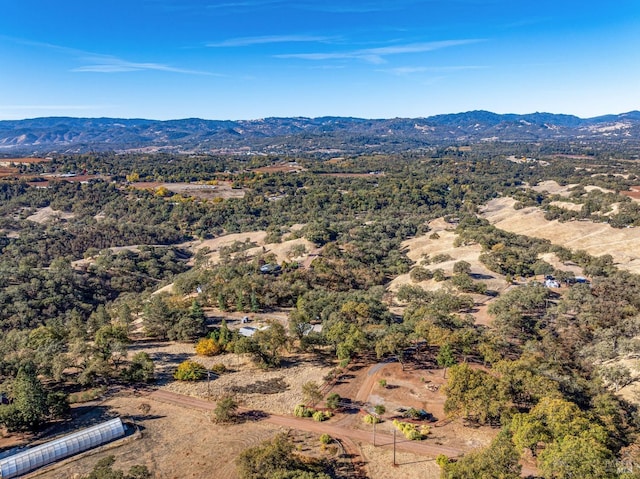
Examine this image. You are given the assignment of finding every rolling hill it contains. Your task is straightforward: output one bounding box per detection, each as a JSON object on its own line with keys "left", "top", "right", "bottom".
{"left": 1, "top": 111, "right": 639, "bottom": 155}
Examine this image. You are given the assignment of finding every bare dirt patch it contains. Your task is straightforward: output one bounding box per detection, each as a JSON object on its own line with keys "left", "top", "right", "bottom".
{"left": 549, "top": 200, "right": 582, "bottom": 212}
{"left": 26, "top": 206, "right": 75, "bottom": 224}
{"left": 481, "top": 197, "right": 640, "bottom": 274}
{"left": 328, "top": 360, "right": 497, "bottom": 464}
{"left": 130, "top": 181, "right": 246, "bottom": 200}
{"left": 621, "top": 186, "right": 640, "bottom": 201}
{"left": 36, "top": 394, "right": 284, "bottom": 479}
{"left": 252, "top": 163, "right": 305, "bottom": 174}
{"left": 0, "top": 157, "right": 50, "bottom": 165}
{"left": 531, "top": 180, "right": 577, "bottom": 197}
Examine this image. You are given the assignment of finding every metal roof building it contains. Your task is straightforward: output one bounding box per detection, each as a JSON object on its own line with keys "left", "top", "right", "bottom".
{"left": 0, "top": 417, "right": 126, "bottom": 479}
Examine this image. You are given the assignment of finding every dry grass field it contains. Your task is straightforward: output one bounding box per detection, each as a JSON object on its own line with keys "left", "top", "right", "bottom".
{"left": 36, "top": 395, "right": 285, "bottom": 479}
{"left": 481, "top": 197, "right": 640, "bottom": 274}
{"left": 129, "top": 181, "right": 246, "bottom": 200}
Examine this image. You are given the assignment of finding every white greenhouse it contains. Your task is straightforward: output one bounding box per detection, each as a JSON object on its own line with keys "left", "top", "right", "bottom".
{"left": 0, "top": 417, "right": 126, "bottom": 478}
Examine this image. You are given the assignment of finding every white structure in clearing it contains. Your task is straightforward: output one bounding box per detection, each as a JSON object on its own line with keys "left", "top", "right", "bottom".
{"left": 0, "top": 417, "right": 126, "bottom": 478}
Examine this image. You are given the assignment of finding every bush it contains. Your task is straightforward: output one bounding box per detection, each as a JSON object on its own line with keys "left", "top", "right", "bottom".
{"left": 393, "top": 419, "right": 430, "bottom": 440}
{"left": 410, "top": 266, "right": 433, "bottom": 282}
{"left": 326, "top": 393, "right": 341, "bottom": 410}
{"left": 195, "top": 337, "right": 222, "bottom": 356}
{"left": 374, "top": 404, "right": 386, "bottom": 415}
{"left": 173, "top": 360, "right": 206, "bottom": 381}
{"left": 294, "top": 404, "right": 314, "bottom": 418}
{"left": 313, "top": 410, "right": 330, "bottom": 422}
{"left": 432, "top": 268, "right": 447, "bottom": 282}
{"left": 431, "top": 253, "right": 452, "bottom": 263}
{"left": 320, "top": 433, "right": 332, "bottom": 445}
{"left": 363, "top": 414, "right": 381, "bottom": 424}
{"left": 121, "top": 352, "right": 155, "bottom": 383}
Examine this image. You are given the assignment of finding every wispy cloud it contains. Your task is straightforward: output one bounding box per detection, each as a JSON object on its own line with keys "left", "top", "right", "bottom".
{"left": 277, "top": 39, "right": 483, "bottom": 64}
{"left": 205, "top": 0, "right": 286, "bottom": 11}
{"left": 208, "top": 34, "right": 337, "bottom": 48}
{"left": 379, "top": 65, "right": 488, "bottom": 75}
{"left": 72, "top": 55, "right": 216, "bottom": 75}
{"left": 299, "top": 0, "right": 421, "bottom": 14}
{"left": 4, "top": 36, "right": 216, "bottom": 76}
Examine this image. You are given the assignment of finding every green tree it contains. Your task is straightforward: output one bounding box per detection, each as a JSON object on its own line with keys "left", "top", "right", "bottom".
{"left": 302, "top": 381, "right": 323, "bottom": 405}
{"left": 214, "top": 394, "right": 239, "bottom": 423}
{"left": 453, "top": 260, "right": 472, "bottom": 275}
{"left": 443, "top": 363, "right": 507, "bottom": 425}
{"left": 437, "top": 343, "right": 457, "bottom": 378}
{"left": 538, "top": 433, "right": 613, "bottom": 479}
{"left": 143, "top": 295, "right": 175, "bottom": 339}
{"left": 326, "top": 393, "right": 341, "bottom": 410}
{"left": 236, "top": 433, "right": 331, "bottom": 479}
{"left": 121, "top": 352, "right": 155, "bottom": 383}
{"left": 440, "top": 430, "right": 521, "bottom": 479}
{"left": 0, "top": 365, "right": 50, "bottom": 431}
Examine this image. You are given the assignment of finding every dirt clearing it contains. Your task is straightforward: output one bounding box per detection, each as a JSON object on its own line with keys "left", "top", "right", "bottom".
{"left": 26, "top": 206, "right": 75, "bottom": 224}
{"left": 36, "top": 395, "right": 283, "bottom": 479}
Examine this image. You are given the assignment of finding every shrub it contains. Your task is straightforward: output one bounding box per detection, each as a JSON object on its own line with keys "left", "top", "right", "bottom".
{"left": 121, "top": 352, "right": 155, "bottom": 383}
{"left": 378, "top": 379, "right": 387, "bottom": 388}
{"left": 173, "top": 360, "right": 206, "bottom": 381}
{"left": 214, "top": 394, "right": 238, "bottom": 423}
{"left": 432, "top": 268, "right": 447, "bottom": 282}
{"left": 294, "top": 404, "right": 314, "bottom": 418}
{"left": 436, "top": 454, "right": 450, "bottom": 468}
{"left": 393, "top": 419, "right": 430, "bottom": 440}
{"left": 363, "top": 414, "right": 381, "bottom": 424}
{"left": 326, "top": 393, "right": 341, "bottom": 410}
{"left": 195, "top": 337, "right": 221, "bottom": 356}
{"left": 431, "top": 253, "right": 452, "bottom": 263}
{"left": 410, "top": 266, "right": 433, "bottom": 282}
{"left": 374, "top": 404, "right": 386, "bottom": 415}
{"left": 320, "top": 434, "right": 332, "bottom": 445}
{"left": 313, "top": 410, "right": 330, "bottom": 422}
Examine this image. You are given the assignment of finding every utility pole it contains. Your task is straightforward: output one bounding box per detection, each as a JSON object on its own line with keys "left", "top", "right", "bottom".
{"left": 393, "top": 428, "right": 396, "bottom": 466}
{"left": 373, "top": 417, "right": 376, "bottom": 446}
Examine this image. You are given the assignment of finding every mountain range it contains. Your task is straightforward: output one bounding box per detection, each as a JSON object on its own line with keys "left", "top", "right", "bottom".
{"left": 1, "top": 111, "right": 640, "bottom": 155}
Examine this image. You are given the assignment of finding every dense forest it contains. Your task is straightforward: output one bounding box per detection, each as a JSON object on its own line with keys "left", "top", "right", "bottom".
{"left": 2, "top": 146, "right": 640, "bottom": 478}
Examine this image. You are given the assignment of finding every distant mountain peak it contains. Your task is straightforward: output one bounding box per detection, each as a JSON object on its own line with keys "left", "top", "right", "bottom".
{"left": 1, "top": 111, "right": 639, "bottom": 155}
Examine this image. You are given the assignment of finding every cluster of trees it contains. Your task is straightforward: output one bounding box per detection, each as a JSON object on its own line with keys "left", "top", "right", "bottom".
{"left": 2, "top": 149, "right": 640, "bottom": 478}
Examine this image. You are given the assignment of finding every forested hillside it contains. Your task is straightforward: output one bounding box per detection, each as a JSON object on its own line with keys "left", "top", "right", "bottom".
{"left": 2, "top": 146, "right": 640, "bottom": 478}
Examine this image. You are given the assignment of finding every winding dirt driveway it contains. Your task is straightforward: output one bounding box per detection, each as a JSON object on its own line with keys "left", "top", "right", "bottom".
{"left": 150, "top": 379, "right": 537, "bottom": 477}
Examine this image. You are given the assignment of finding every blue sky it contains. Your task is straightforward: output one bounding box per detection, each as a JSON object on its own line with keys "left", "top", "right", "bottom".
{"left": 1, "top": 0, "right": 639, "bottom": 120}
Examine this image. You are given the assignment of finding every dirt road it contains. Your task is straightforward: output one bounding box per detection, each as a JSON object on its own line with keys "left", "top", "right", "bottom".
{"left": 149, "top": 389, "right": 537, "bottom": 477}
{"left": 151, "top": 389, "right": 462, "bottom": 458}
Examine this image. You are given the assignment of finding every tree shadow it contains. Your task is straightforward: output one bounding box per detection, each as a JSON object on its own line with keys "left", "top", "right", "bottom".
{"left": 237, "top": 410, "right": 270, "bottom": 423}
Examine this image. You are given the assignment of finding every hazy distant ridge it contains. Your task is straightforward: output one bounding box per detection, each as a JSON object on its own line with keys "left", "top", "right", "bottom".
{"left": 1, "top": 110, "right": 640, "bottom": 154}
